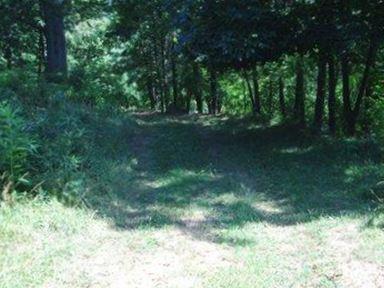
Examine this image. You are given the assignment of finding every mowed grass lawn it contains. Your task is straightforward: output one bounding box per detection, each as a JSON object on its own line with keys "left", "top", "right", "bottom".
{"left": 1, "top": 113, "right": 384, "bottom": 288}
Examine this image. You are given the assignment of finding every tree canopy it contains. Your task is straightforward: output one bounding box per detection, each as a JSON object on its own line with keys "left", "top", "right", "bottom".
{"left": 0, "top": 0, "right": 384, "bottom": 134}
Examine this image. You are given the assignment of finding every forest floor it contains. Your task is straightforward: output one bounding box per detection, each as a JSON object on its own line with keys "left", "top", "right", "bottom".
{"left": 1, "top": 112, "right": 384, "bottom": 288}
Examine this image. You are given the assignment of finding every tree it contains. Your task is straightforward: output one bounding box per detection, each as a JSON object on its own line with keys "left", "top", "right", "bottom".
{"left": 40, "top": 0, "right": 68, "bottom": 80}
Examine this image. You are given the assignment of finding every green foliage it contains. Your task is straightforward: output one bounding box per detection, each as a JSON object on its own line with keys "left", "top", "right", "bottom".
{"left": 0, "top": 101, "right": 36, "bottom": 190}
{"left": 35, "top": 100, "right": 90, "bottom": 190}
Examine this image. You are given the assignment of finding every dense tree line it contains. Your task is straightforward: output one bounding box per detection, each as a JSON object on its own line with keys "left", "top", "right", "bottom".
{"left": 1, "top": 0, "right": 383, "bottom": 136}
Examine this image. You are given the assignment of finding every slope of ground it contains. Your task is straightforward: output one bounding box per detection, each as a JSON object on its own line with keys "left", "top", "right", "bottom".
{"left": 1, "top": 113, "right": 384, "bottom": 288}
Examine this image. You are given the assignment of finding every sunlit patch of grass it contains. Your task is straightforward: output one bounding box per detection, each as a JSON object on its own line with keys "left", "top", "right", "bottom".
{"left": 279, "top": 146, "right": 314, "bottom": 154}
{"left": 0, "top": 199, "right": 105, "bottom": 288}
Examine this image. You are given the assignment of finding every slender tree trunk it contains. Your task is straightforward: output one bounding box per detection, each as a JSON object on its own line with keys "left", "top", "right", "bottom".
{"left": 341, "top": 54, "right": 353, "bottom": 135}
{"left": 341, "top": 39, "right": 378, "bottom": 136}
{"left": 160, "top": 38, "right": 168, "bottom": 113}
{"left": 2, "top": 30, "right": 14, "bottom": 69}
{"left": 41, "top": 0, "right": 67, "bottom": 81}
{"left": 243, "top": 67, "right": 261, "bottom": 115}
{"left": 192, "top": 63, "right": 203, "bottom": 113}
{"left": 4, "top": 46, "right": 12, "bottom": 69}
{"left": 209, "top": 68, "right": 218, "bottom": 114}
{"left": 294, "top": 55, "right": 306, "bottom": 127}
{"left": 251, "top": 67, "right": 261, "bottom": 114}
{"left": 243, "top": 71, "right": 256, "bottom": 114}
{"left": 147, "top": 80, "right": 156, "bottom": 110}
{"left": 351, "top": 38, "right": 378, "bottom": 128}
{"left": 217, "top": 90, "right": 223, "bottom": 114}
{"left": 362, "top": 80, "right": 374, "bottom": 136}
{"left": 278, "top": 76, "right": 286, "bottom": 118}
{"left": 153, "top": 39, "right": 163, "bottom": 111}
{"left": 313, "top": 51, "right": 327, "bottom": 133}
{"left": 171, "top": 50, "right": 179, "bottom": 107}
{"left": 186, "top": 88, "right": 192, "bottom": 113}
{"left": 267, "top": 79, "right": 274, "bottom": 118}
{"left": 195, "top": 91, "right": 203, "bottom": 113}
{"left": 328, "top": 55, "right": 337, "bottom": 135}
{"left": 37, "top": 30, "right": 46, "bottom": 76}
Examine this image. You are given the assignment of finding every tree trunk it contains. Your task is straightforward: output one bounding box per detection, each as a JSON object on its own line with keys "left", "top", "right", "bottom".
{"left": 217, "top": 90, "right": 222, "bottom": 114}
{"left": 243, "top": 67, "right": 261, "bottom": 116}
{"left": 171, "top": 50, "right": 179, "bottom": 107}
{"left": 341, "top": 39, "right": 378, "bottom": 136}
{"left": 4, "top": 45, "right": 12, "bottom": 69}
{"left": 243, "top": 71, "right": 256, "bottom": 114}
{"left": 41, "top": 0, "right": 67, "bottom": 81}
{"left": 186, "top": 88, "right": 192, "bottom": 114}
{"left": 209, "top": 68, "right": 218, "bottom": 114}
{"left": 267, "top": 79, "right": 274, "bottom": 118}
{"left": 192, "top": 63, "right": 203, "bottom": 113}
{"left": 152, "top": 39, "right": 161, "bottom": 111}
{"left": 278, "top": 76, "right": 286, "bottom": 118}
{"left": 251, "top": 67, "right": 261, "bottom": 114}
{"left": 37, "top": 30, "right": 46, "bottom": 76}
{"left": 341, "top": 54, "right": 353, "bottom": 135}
{"left": 294, "top": 55, "right": 306, "bottom": 127}
{"left": 160, "top": 38, "right": 168, "bottom": 113}
{"left": 147, "top": 80, "right": 156, "bottom": 110}
{"left": 351, "top": 38, "right": 379, "bottom": 129}
{"left": 328, "top": 55, "right": 337, "bottom": 135}
{"left": 313, "top": 52, "right": 327, "bottom": 133}
{"left": 362, "top": 80, "right": 374, "bottom": 136}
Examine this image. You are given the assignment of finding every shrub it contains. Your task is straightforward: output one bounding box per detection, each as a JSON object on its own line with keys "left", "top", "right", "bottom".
{"left": 0, "top": 101, "right": 36, "bottom": 198}
{"left": 31, "top": 97, "right": 93, "bottom": 202}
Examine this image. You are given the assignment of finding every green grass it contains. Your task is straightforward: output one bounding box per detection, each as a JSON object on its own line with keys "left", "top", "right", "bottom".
{"left": 1, "top": 112, "right": 384, "bottom": 287}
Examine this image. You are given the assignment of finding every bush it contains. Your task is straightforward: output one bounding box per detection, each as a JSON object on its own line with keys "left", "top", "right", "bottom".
{"left": 30, "top": 97, "right": 94, "bottom": 202}
{"left": 0, "top": 101, "right": 36, "bottom": 197}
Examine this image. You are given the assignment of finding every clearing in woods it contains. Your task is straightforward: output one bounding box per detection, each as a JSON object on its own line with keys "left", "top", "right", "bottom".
{"left": 1, "top": 113, "right": 384, "bottom": 288}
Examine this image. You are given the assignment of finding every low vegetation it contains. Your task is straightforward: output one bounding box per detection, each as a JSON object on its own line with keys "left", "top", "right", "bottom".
{"left": 1, "top": 107, "right": 384, "bottom": 287}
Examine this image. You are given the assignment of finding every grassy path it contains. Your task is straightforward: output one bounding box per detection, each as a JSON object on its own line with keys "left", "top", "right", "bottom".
{"left": 1, "top": 113, "right": 384, "bottom": 287}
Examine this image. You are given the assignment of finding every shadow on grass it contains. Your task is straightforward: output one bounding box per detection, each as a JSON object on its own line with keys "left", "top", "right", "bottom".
{"left": 83, "top": 112, "right": 383, "bottom": 243}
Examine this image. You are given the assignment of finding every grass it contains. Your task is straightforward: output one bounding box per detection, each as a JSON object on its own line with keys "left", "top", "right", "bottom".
{"left": 1, "top": 112, "right": 384, "bottom": 287}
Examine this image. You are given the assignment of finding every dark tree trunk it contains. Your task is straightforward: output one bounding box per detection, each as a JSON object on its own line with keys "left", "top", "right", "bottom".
{"left": 209, "top": 68, "right": 218, "bottom": 114}
{"left": 267, "top": 79, "right": 274, "bottom": 117}
{"left": 217, "top": 90, "right": 223, "bottom": 114}
{"left": 341, "top": 54, "right": 353, "bottom": 135}
{"left": 328, "top": 55, "right": 337, "bottom": 135}
{"left": 160, "top": 38, "right": 168, "bottom": 113}
{"left": 153, "top": 39, "right": 163, "bottom": 112}
{"left": 41, "top": 0, "right": 67, "bottom": 81}
{"left": 341, "top": 39, "right": 378, "bottom": 136}
{"left": 4, "top": 45, "right": 12, "bottom": 69}
{"left": 208, "top": 103, "right": 213, "bottom": 114}
{"left": 37, "top": 30, "right": 46, "bottom": 76}
{"left": 147, "top": 80, "right": 156, "bottom": 110}
{"left": 171, "top": 50, "right": 179, "bottom": 107}
{"left": 2, "top": 31, "right": 13, "bottom": 69}
{"left": 195, "top": 91, "right": 203, "bottom": 113}
{"left": 313, "top": 52, "right": 327, "bottom": 133}
{"left": 243, "top": 71, "right": 255, "bottom": 114}
{"left": 192, "top": 63, "right": 203, "bottom": 113}
{"left": 251, "top": 67, "right": 261, "bottom": 114}
{"left": 362, "top": 80, "right": 374, "bottom": 135}
{"left": 351, "top": 39, "right": 378, "bottom": 128}
{"left": 278, "top": 76, "right": 286, "bottom": 118}
{"left": 294, "top": 55, "right": 306, "bottom": 127}
{"left": 186, "top": 88, "right": 192, "bottom": 113}
{"left": 243, "top": 67, "right": 261, "bottom": 116}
